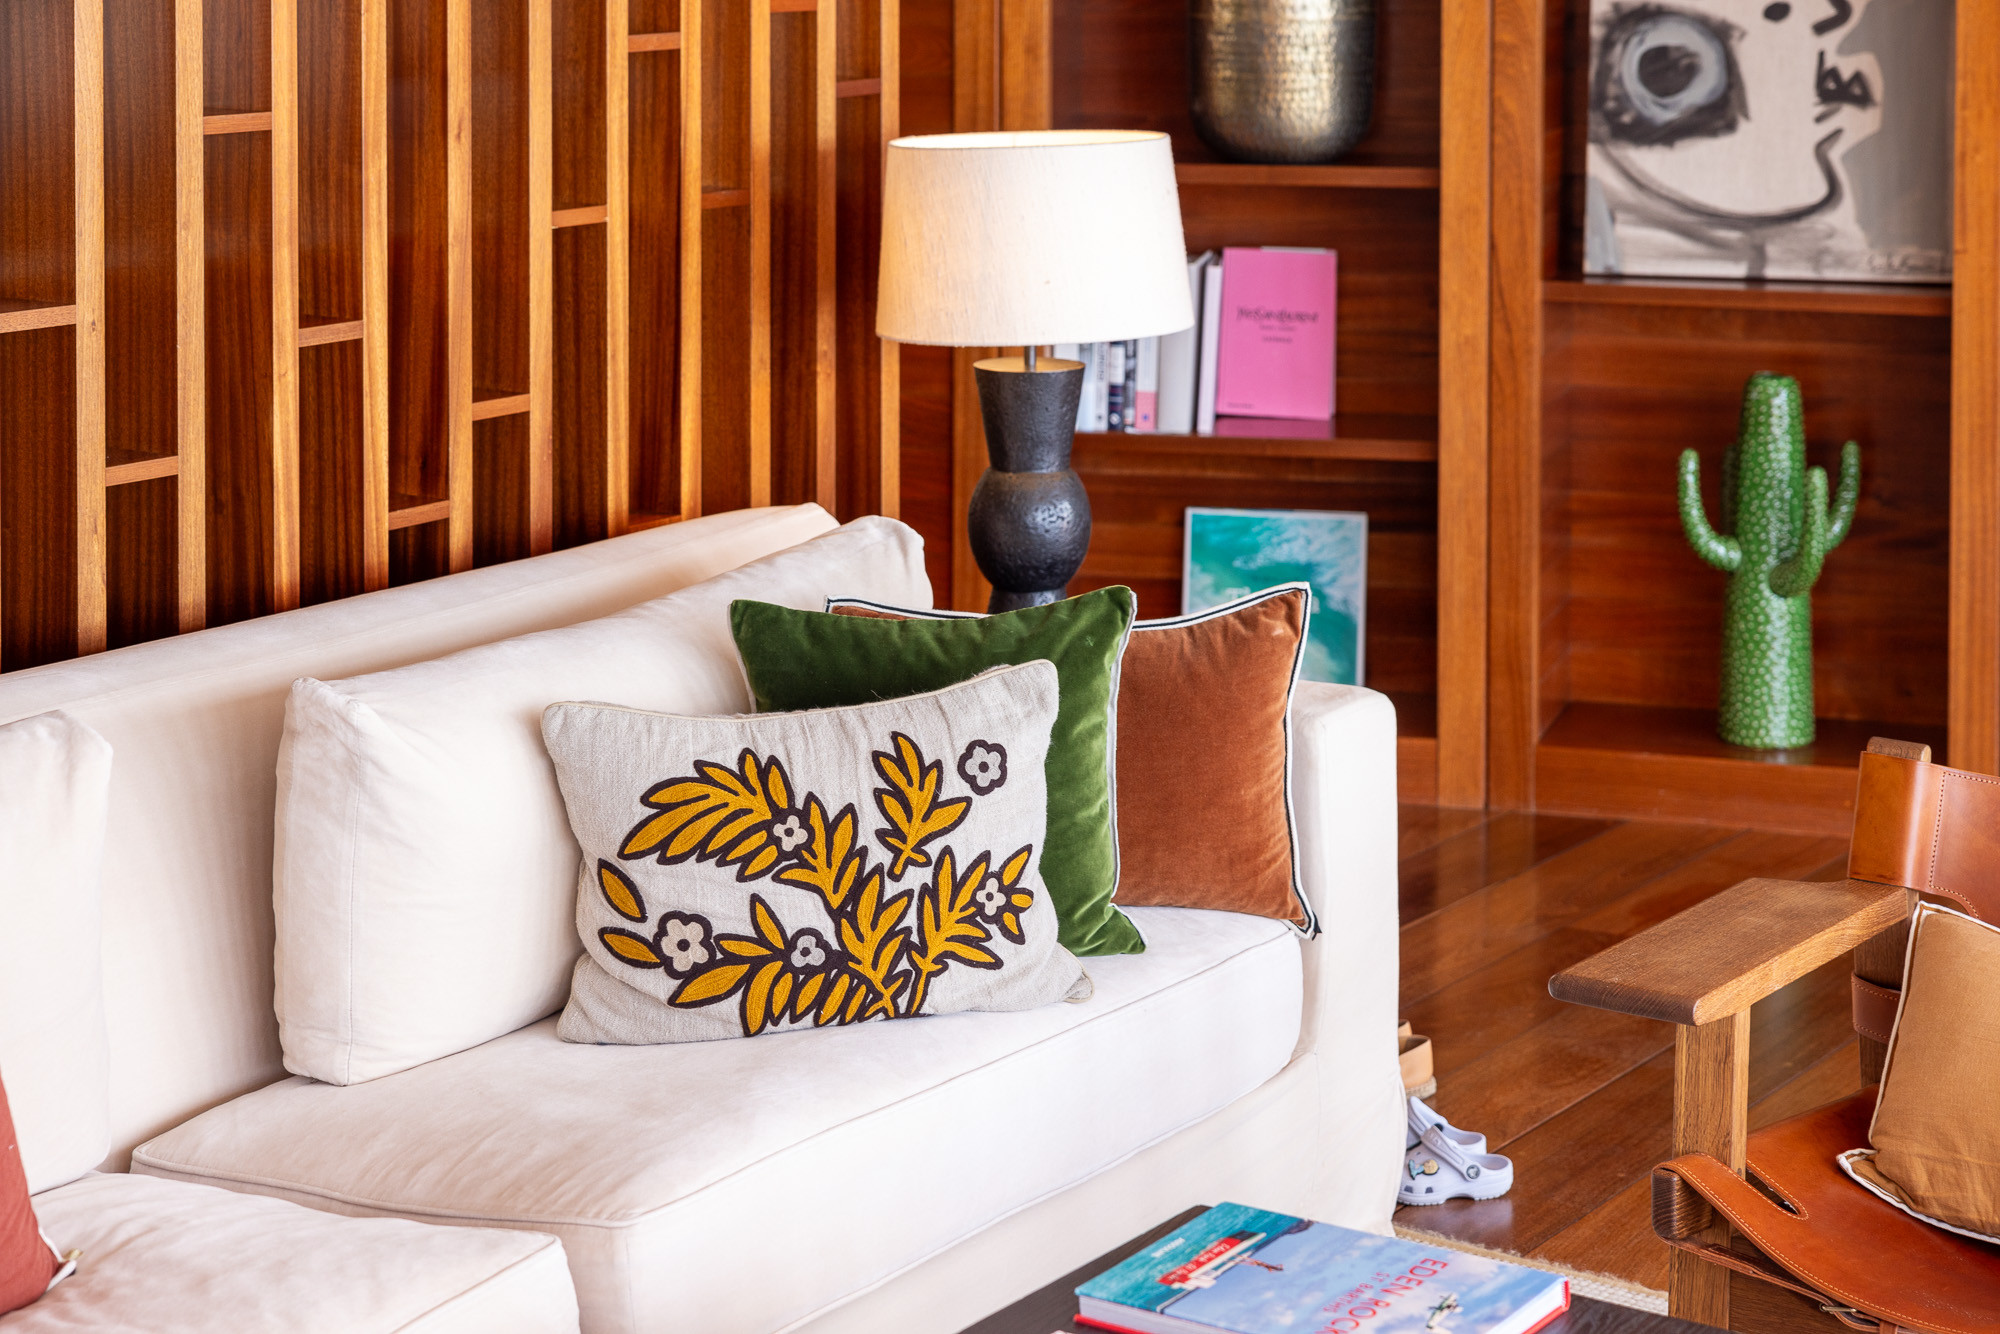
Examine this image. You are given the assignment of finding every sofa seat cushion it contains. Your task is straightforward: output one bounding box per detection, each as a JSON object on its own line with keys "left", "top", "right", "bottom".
{"left": 133, "top": 906, "right": 1300, "bottom": 1334}
{"left": 7, "top": 1172, "right": 577, "bottom": 1333}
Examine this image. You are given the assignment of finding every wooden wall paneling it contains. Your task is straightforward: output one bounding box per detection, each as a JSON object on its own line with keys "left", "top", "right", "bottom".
{"left": 271, "top": 0, "right": 301, "bottom": 610}
{"left": 767, "top": 0, "right": 835, "bottom": 510}
{"left": 296, "top": 0, "right": 371, "bottom": 605}
{"left": 202, "top": 0, "right": 277, "bottom": 623}
{"left": 678, "top": 0, "right": 705, "bottom": 520}
{"left": 551, "top": 0, "right": 613, "bottom": 546}
{"left": 528, "top": 0, "right": 554, "bottom": 552}
{"left": 697, "top": 0, "right": 755, "bottom": 516}
{"left": 104, "top": 0, "right": 184, "bottom": 649}
{"left": 385, "top": 0, "right": 452, "bottom": 584}
{"left": 604, "top": 0, "right": 631, "bottom": 534}
{"left": 625, "top": 2, "right": 685, "bottom": 525}
{"left": 748, "top": 0, "right": 774, "bottom": 508}
{"left": 877, "top": 0, "right": 899, "bottom": 519}
{"left": 1485, "top": 0, "right": 1546, "bottom": 807}
{"left": 360, "top": 0, "right": 389, "bottom": 584}
{"left": 1951, "top": 0, "right": 2000, "bottom": 774}
{"left": 461, "top": 0, "right": 525, "bottom": 566}
{"left": 835, "top": 0, "right": 896, "bottom": 522}
{"left": 175, "top": 0, "right": 207, "bottom": 630}
{"left": 1435, "top": 0, "right": 1489, "bottom": 808}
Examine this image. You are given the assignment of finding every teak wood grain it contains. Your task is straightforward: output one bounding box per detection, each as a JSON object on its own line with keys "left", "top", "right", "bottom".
{"left": 0, "top": 0, "right": 899, "bottom": 667}
{"left": 1549, "top": 877, "right": 1905, "bottom": 1026}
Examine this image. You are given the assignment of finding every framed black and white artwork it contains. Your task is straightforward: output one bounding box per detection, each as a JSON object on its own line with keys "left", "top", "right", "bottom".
{"left": 1584, "top": 0, "right": 1952, "bottom": 284}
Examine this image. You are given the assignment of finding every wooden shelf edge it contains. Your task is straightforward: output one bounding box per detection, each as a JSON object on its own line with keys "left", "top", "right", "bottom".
{"left": 1534, "top": 743, "right": 1857, "bottom": 837}
{"left": 1175, "top": 162, "right": 1441, "bottom": 190}
{"left": 298, "top": 318, "right": 364, "bottom": 347}
{"left": 1544, "top": 276, "right": 1951, "bottom": 318}
{"left": 1075, "top": 427, "right": 1437, "bottom": 464}
{"left": 203, "top": 110, "right": 273, "bottom": 136}
{"left": 0, "top": 303, "right": 79, "bottom": 335}
{"left": 471, "top": 393, "right": 532, "bottom": 421}
{"left": 627, "top": 31, "right": 682, "bottom": 52}
{"left": 552, "top": 205, "right": 608, "bottom": 229}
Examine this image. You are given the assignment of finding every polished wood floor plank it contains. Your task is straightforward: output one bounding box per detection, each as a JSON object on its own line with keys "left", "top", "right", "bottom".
{"left": 1404, "top": 926, "right": 1629, "bottom": 1077}
{"left": 1400, "top": 821, "right": 1739, "bottom": 1007}
{"left": 1396, "top": 1050, "right": 1677, "bottom": 1252}
{"left": 1530, "top": 1176, "right": 1669, "bottom": 1291}
{"left": 1400, "top": 812, "right": 1616, "bottom": 925}
{"left": 1427, "top": 1003, "right": 1674, "bottom": 1150}
{"left": 1564, "top": 831, "right": 1850, "bottom": 940}
{"left": 1397, "top": 803, "right": 1493, "bottom": 860}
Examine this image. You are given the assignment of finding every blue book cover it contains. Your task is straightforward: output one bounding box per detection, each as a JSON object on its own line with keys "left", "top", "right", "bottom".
{"left": 1077, "top": 1204, "right": 1567, "bottom": 1334}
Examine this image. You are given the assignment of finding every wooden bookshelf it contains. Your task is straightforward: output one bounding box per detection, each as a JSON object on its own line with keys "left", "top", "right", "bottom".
{"left": 0, "top": 0, "right": 901, "bottom": 670}
{"left": 908, "top": 0, "right": 1484, "bottom": 806}
{"left": 1487, "top": 0, "right": 2000, "bottom": 834}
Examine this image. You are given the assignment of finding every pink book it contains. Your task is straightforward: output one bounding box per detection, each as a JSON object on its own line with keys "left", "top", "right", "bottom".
{"left": 1213, "top": 246, "right": 1337, "bottom": 421}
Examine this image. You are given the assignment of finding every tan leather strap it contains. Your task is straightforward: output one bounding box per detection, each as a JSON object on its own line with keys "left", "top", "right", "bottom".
{"left": 1848, "top": 749, "right": 2000, "bottom": 921}
{"left": 1850, "top": 974, "right": 1900, "bottom": 1045}
{"left": 1653, "top": 1235, "right": 1881, "bottom": 1333}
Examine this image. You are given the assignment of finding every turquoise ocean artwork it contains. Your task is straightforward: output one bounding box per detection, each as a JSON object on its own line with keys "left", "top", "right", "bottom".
{"left": 1183, "top": 508, "right": 1367, "bottom": 685}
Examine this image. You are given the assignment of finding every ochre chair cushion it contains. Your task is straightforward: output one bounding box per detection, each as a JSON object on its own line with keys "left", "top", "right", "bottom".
{"left": 0, "top": 1070, "right": 59, "bottom": 1315}
{"left": 1844, "top": 902, "right": 2000, "bottom": 1241}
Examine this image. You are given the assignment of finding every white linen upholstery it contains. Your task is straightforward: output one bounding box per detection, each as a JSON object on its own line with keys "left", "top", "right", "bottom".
{"left": 275, "top": 516, "right": 930, "bottom": 1085}
{"left": 134, "top": 907, "right": 1300, "bottom": 1334}
{"left": 8, "top": 1172, "right": 577, "bottom": 1333}
{"left": 0, "top": 504, "right": 841, "bottom": 1162}
{"left": 0, "top": 711, "right": 114, "bottom": 1194}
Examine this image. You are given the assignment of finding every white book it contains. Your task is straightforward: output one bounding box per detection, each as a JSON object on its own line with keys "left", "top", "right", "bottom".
{"left": 1156, "top": 251, "right": 1212, "bottom": 435}
{"left": 1132, "top": 336, "right": 1160, "bottom": 432}
{"left": 1089, "top": 343, "right": 1110, "bottom": 432}
{"left": 1104, "top": 341, "right": 1128, "bottom": 430}
{"left": 1194, "top": 259, "right": 1225, "bottom": 434}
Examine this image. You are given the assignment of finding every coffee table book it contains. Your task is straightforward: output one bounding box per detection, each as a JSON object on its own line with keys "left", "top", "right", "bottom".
{"left": 1070, "top": 1203, "right": 1568, "bottom": 1334}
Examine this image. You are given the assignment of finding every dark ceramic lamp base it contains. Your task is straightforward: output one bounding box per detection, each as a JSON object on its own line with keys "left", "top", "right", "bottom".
{"left": 967, "top": 356, "right": 1091, "bottom": 613}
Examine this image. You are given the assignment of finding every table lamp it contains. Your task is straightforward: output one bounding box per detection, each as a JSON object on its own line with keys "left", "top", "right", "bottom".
{"left": 877, "top": 130, "right": 1193, "bottom": 611}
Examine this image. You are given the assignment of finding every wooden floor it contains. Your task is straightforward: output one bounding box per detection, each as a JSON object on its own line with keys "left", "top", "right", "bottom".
{"left": 1391, "top": 806, "right": 1866, "bottom": 1290}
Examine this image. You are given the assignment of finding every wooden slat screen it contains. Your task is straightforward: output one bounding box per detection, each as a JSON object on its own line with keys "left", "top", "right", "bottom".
{"left": 0, "top": 0, "right": 899, "bottom": 671}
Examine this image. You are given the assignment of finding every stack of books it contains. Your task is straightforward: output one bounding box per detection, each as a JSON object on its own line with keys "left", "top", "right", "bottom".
{"left": 1057, "top": 247, "right": 1338, "bottom": 438}
{"left": 1073, "top": 1203, "right": 1569, "bottom": 1334}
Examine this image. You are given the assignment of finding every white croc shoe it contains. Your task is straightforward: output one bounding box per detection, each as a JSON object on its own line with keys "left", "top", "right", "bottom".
{"left": 1399, "top": 1125, "right": 1514, "bottom": 1206}
{"left": 1406, "top": 1095, "right": 1486, "bottom": 1154}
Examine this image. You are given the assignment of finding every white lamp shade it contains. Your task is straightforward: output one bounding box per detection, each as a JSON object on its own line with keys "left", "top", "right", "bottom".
{"left": 876, "top": 130, "right": 1194, "bottom": 348}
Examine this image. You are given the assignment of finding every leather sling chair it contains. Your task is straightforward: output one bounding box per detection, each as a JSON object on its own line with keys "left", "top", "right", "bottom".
{"left": 1550, "top": 739, "right": 2000, "bottom": 1334}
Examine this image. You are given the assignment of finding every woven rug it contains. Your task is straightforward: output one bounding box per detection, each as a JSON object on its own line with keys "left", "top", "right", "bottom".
{"left": 1393, "top": 1225, "right": 1669, "bottom": 1316}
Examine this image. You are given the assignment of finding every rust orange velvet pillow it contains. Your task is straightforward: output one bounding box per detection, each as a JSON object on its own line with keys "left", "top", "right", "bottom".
{"left": 829, "top": 584, "right": 1313, "bottom": 927}
{"left": 1, "top": 1069, "right": 59, "bottom": 1316}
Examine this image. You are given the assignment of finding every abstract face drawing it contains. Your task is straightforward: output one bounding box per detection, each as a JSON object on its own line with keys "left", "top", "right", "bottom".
{"left": 1584, "top": 0, "right": 1949, "bottom": 282}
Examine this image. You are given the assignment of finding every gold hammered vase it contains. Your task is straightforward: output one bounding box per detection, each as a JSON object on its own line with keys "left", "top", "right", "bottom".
{"left": 1191, "top": 0, "right": 1377, "bottom": 163}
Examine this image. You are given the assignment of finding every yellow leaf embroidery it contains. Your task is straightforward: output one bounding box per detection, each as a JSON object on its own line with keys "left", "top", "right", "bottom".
{"left": 619, "top": 749, "right": 792, "bottom": 881}
{"left": 836, "top": 864, "right": 912, "bottom": 1020}
{"left": 743, "top": 960, "right": 785, "bottom": 1035}
{"left": 774, "top": 796, "right": 862, "bottom": 912}
{"left": 672, "top": 962, "right": 751, "bottom": 1005}
{"left": 599, "top": 927, "right": 663, "bottom": 967}
{"left": 597, "top": 861, "right": 646, "bottom": 921}
{"left": 906, "top": 849, "right": 999, "bottom": 1014}
{"left": 871, "top": 733, "right": 970, "bottom": 879}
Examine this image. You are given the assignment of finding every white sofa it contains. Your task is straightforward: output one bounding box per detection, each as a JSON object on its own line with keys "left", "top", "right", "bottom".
{"left": 0, "top": 504, "right": 1401, "bottom": 1333}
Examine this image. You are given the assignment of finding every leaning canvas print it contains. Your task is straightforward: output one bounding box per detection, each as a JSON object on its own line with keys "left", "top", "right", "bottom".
{"left": 1183, "top": 507, "right": 1366, "bottom": 686}
{"left": 1584, "top": 0, "right": 1952, "bottom": 283}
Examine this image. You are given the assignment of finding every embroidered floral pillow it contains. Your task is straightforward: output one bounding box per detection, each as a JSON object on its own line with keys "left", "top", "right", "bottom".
{"left": 544, "top": 661, "right": 1085, "bottom": 1044}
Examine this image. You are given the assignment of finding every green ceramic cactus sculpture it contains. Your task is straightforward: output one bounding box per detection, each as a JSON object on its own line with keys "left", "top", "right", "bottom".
{"left": 1678, "top": 373, "right": 1860, "bottom": 749}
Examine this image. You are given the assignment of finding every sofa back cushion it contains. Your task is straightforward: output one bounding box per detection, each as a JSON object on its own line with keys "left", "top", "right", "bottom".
{"left": 276, "top": 518, "right": 931, "bottom": 1085}
{"left": 0, "top": 712, "right": 113, "bottom": 1192}
{"left": 0, "top": 505, "right": 842, "bottom": 1160}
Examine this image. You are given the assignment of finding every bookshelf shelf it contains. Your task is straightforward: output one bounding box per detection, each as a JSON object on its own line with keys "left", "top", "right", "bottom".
{"left": 1075, "top": 418, "right": 1438, "bottom": 468}
{"left": 1544, "top": 277, "right": 1951, "bottom": 319}
{"left": 1175, "top": 163, "right": 1440, "bottom": 190}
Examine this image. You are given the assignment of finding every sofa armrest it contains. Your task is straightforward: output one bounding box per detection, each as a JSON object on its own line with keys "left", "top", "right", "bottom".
{"left": 1289, "top": 683, "right": 1400, "bottom": 1060}
{"left": 1549, "top": 877, "right": 1906, "bottom": 1024}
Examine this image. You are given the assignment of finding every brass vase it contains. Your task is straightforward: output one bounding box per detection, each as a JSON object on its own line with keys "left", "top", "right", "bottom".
{"left": 1191, "top": 0, "right": 1377, "bottom": 164}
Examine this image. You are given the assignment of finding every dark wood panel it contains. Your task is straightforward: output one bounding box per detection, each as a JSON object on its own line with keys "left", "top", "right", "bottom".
{"left": 834, "top": 91, "right": 882, "bottom": 519}
{"left": 103, "top": 0, "right": 178, "bottom": 464}
{"left": 698, "top": 206, "right": 751, "bottom": 514}
{"left": 203, "top": 130, "right": 276, "bottom": 625}
{"left": 298, "top": 340, "right": 367, "bottom": 603}
{"left": 0, "top": 327, "right": 81, "bottom": 669}
{"left": 1051, "top": 0, "right": 1440, "bottom": 168}
{"left": 388, "top": 0, "right": 450, "bottom": 537}
{"left": 552, "top": 0, "right": 608, "bottom": 213}
{"left": 553, "top": 223, "right": 610, "bottom": 546}
{"left": 299, "top": 0, "right": 362, "bottom": 324}
{"left": 627, "top": 46, "right": 683, "bottom": 520}
{"left": 1, "top": 0, "right": 76, "bottom": 309}
{"left": 472, "top": 412, "right": 532, "bottom": 567}
{"left": 204, "top": 0, "right": 271, "bottom": 115}
{"left": 769, "top": 10, "right": 820, "bottom": 509}
{"left": 107, "top": 474, "right": 179, "bottom": 648}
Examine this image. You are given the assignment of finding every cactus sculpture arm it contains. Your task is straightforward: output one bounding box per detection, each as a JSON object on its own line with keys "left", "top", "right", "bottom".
{"left": 1678, "top": 449, "right": 1743, "bottom": 573}
{"left": 1827, "top": 440, "right": 1861, "bottom": 548}
{"left": 1768, "top": 467, "right": 1831, "bottom": 598}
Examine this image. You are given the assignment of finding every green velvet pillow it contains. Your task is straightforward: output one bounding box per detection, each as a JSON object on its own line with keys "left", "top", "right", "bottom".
{"left": 730, "top": 587, "right": 1145, "bottom": 956}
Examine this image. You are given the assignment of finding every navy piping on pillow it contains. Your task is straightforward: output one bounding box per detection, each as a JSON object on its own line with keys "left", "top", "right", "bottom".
{"left": 825, "top": 585, "right": 1318, "bottom": 938}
